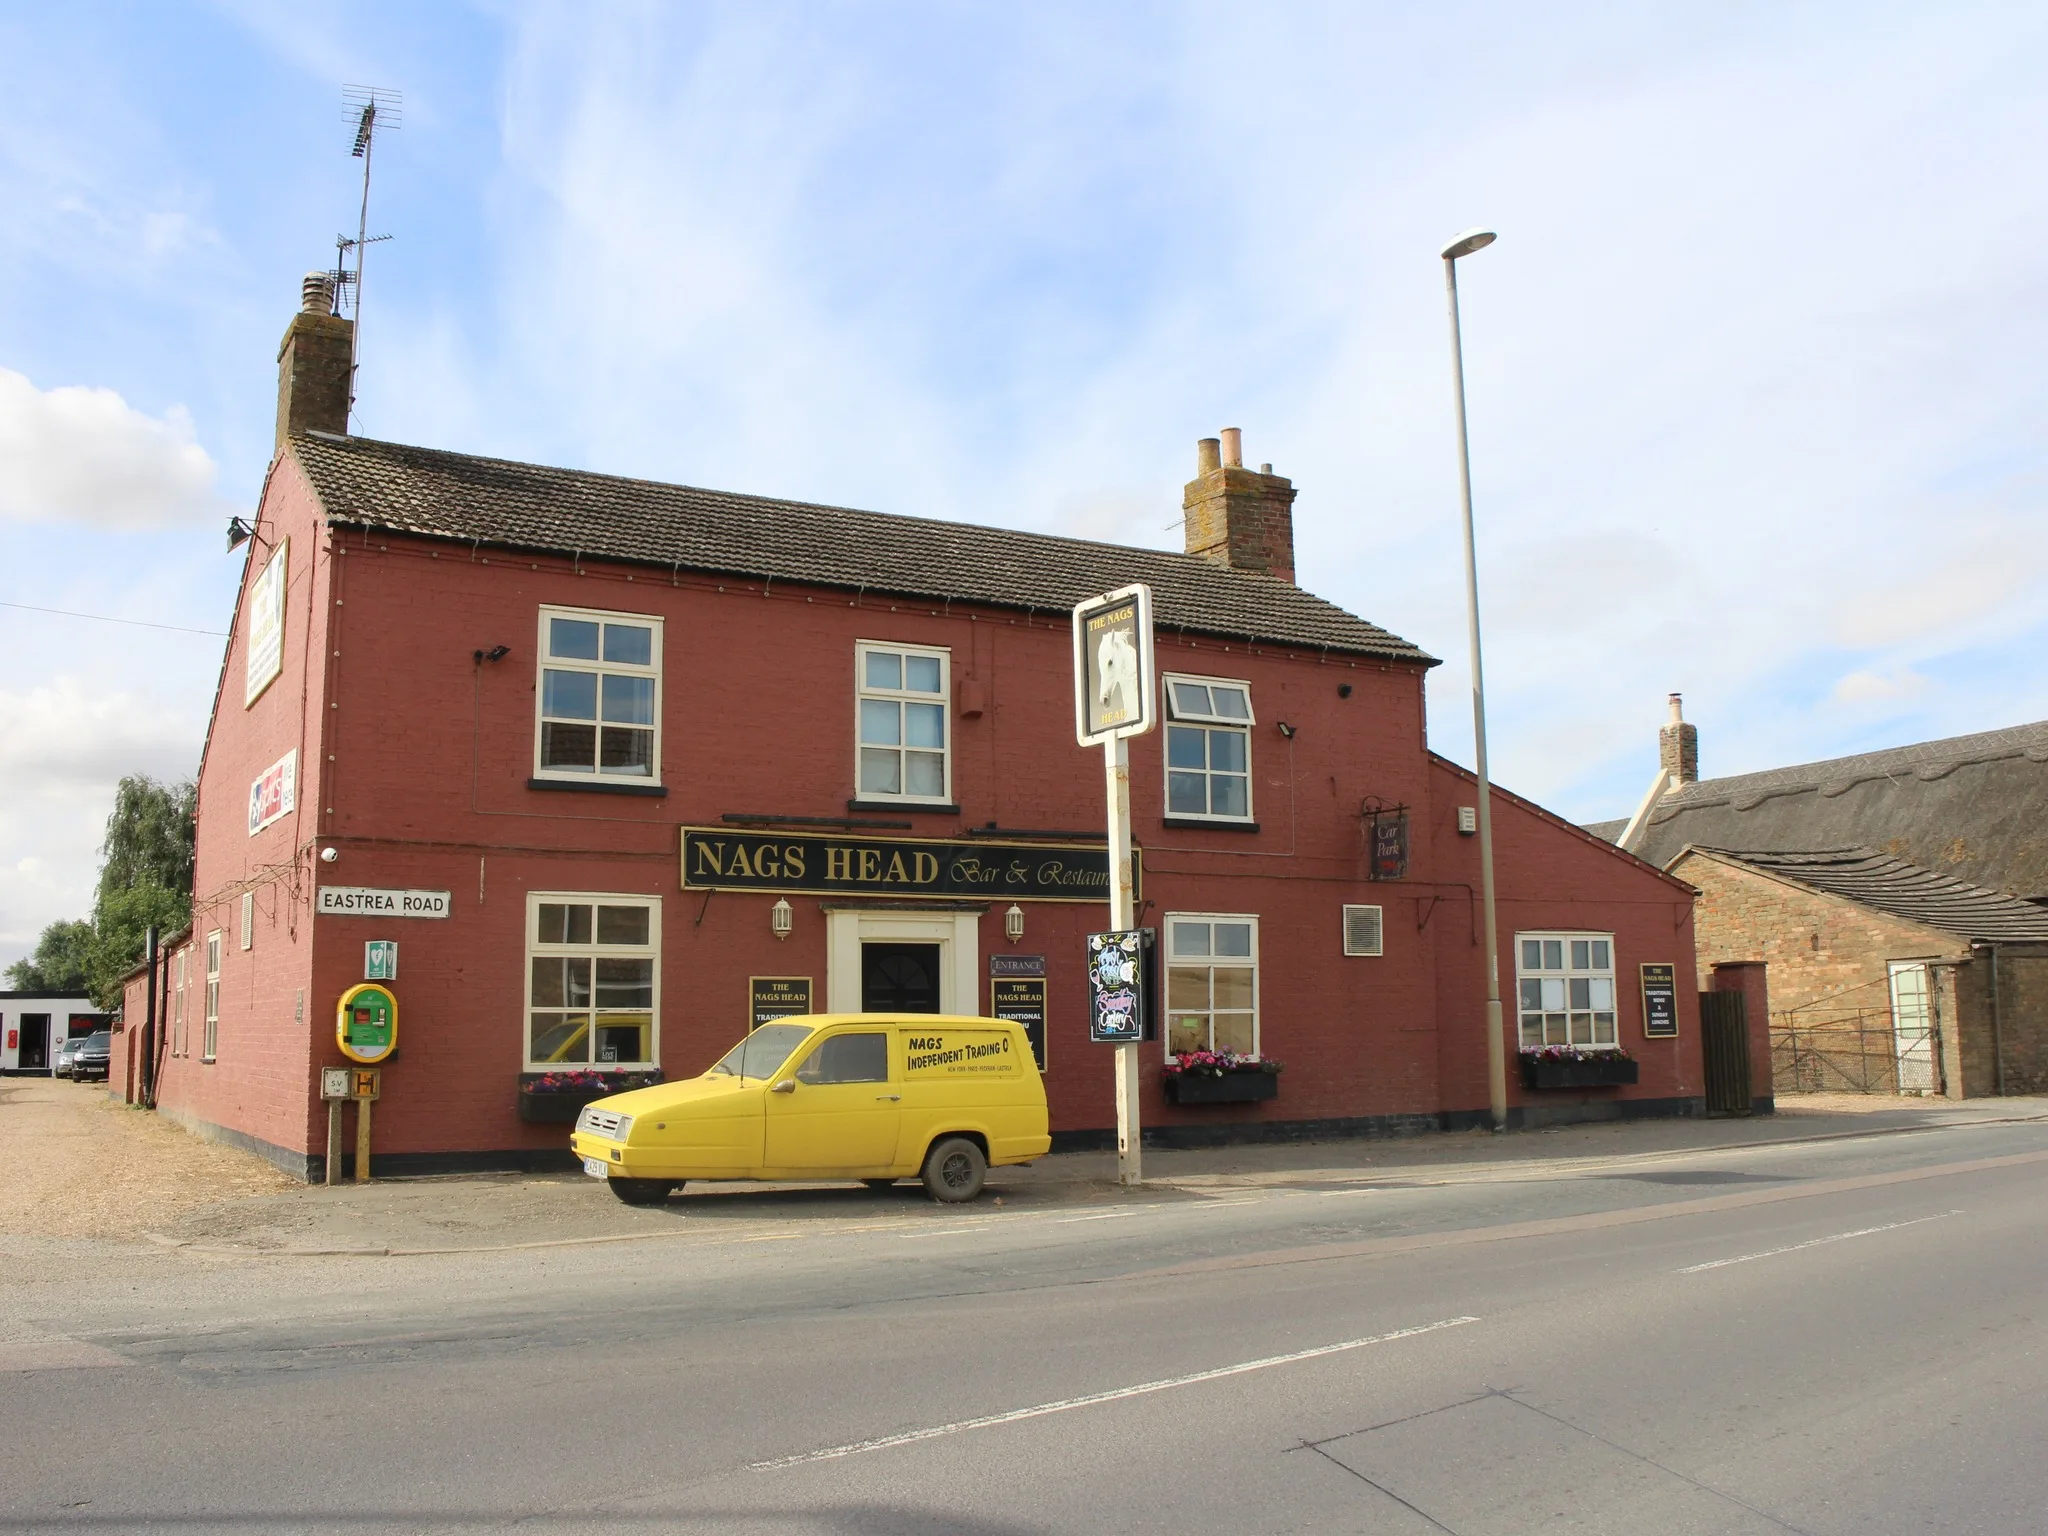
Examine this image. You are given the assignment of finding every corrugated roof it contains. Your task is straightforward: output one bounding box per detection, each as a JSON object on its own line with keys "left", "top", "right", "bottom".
{"left": 288, "top": 433, "right": 1435, "bottom": 665}
{"left": 1687, "top": 846, "right": 2048, "bottom": 943}
{"left": 1593, "top": 720, "right": 2048, "bottom": 898}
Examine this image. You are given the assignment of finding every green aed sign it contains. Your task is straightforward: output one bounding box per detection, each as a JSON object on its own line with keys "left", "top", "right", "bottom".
{"left": 337, "top": 982, "right": 398, "bottom": 1065}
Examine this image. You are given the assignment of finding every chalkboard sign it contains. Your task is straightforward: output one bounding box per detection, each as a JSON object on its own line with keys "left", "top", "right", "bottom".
{"left": 750, "top": 976, "right": 813, "bottom": 1030}
{"left": 1086, "top": 929, "right": 1155, "bottom": 1043}
{"left": 1640, "top": 963, "right": 1679, "bottom": 1038}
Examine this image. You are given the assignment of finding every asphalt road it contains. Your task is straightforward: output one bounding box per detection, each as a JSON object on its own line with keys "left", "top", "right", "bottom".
{"left": 6, "top": 1117, "right": 2047, "bottom": 1533}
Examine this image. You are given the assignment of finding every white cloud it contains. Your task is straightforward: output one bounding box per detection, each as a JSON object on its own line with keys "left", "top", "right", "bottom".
{"left": 0, "top": 368, "right": 226, "bottom": 529}
{"left": 1832, "top": 669, "right": 1930, "bottom": 704}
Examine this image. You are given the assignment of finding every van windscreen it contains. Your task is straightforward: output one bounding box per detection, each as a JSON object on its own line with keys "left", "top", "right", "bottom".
{"left": 708, "top": 1023, "right": 814, "bottom": 1080}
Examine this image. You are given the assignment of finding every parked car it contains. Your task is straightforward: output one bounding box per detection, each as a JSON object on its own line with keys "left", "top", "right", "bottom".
{"left": 53, "top": 1036, "right": 87, "bottom": 1077}
{"left": 70, "top": 1030, "right": 113, "bottom": 1082}
{"left": 569, "top": 1015, "right": 1051, "bottom": 1206}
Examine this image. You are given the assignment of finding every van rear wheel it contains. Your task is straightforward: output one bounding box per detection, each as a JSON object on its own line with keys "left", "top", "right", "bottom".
{"left": 608, "top": 1177, "right": 676, "bottom": 1205}
{"left": 921, "top": 1138, "right": 987, "bottom": 1203}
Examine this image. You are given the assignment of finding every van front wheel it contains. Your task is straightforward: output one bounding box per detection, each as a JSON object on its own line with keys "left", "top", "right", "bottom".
{"left": 921, "top": 1138, "right": 987, "bottom": 1203}
{"left": 609, "top": 1177, "right": 676, "bottom": 1206}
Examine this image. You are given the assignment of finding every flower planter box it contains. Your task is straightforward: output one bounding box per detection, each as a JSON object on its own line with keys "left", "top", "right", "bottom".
{"left": 1519, "top": 1057, "right": 1639, "bottom": 1090}
{"left": 516, "top": 1075, "right": 657, "bottom": 1124}
{"left": 1165, "top": 1073, "right": 1279, "bottom": 1106}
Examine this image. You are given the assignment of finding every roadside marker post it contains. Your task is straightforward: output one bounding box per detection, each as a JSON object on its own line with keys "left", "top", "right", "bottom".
{"left": 1073, "top": 583, "right": 1157, "bottom": 1187}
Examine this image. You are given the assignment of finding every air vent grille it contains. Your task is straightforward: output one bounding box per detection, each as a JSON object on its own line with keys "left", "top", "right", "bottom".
{"left": 1343, "top": 904, "right": 1384, "bottom": 957}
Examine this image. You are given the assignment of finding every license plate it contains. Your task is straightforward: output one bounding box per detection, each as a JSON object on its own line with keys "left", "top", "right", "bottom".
{"left": 582, "top": 1157, "right": 609, "bottom": 1180}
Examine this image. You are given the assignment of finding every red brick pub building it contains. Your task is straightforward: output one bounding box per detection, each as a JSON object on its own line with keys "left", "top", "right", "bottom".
{"left": 119, "top": 283, "right": 1721, "bottom": 1179}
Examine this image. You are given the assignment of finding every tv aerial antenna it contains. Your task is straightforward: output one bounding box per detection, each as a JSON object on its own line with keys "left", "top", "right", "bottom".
{"left": 335, "top": 86, "right": 401, "bottom": 427}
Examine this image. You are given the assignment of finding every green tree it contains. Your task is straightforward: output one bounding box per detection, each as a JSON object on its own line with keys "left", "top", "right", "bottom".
{"left": 96, "top": 776, "right": 196, "bottom": 907}
{"left": 4, "top": 918, "right": 95, "bottom": 992}
{"left": 87, "top": 885, "right": 192, "bottom": 1008}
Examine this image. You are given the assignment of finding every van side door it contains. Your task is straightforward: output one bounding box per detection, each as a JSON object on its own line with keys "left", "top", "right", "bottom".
{"left": 762, "top": 1028, "right": 900, "bottom": 1172}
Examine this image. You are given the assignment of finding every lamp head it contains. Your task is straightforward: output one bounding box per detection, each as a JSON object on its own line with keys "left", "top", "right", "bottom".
{"left": 226, "top": 515, "right": 254, "bottom": 553}
{"left": 1440, "top": 228, "right": 1498, "bottom": 261}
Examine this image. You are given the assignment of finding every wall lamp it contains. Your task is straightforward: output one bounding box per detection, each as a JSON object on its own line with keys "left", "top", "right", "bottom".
{"left": 226, "top": 516, "right": 254, "bottom": 553}
{"left": 1004, "top": 904, "right": 1025, "bottom": 944}
{"left": 1276, "top": 721, "right": 1297, "bottom": 739}
{"left": 770, "top": 897, "right": 793, "bottom": 940}
{"left": 473, "top": 645, "right": 511, "bottom": 664}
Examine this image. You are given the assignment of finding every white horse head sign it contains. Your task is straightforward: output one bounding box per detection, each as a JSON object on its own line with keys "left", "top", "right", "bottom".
{"left": 1073, "top": 584, "right": 1157, "bottom": 744}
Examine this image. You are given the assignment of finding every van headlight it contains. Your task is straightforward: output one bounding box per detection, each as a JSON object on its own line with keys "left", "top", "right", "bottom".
{"left": 612, "top": 1114, "right": 634, "bottom": 1143}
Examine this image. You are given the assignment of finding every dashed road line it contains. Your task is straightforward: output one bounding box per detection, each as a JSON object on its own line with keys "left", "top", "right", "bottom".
{"left": 1676, "top": 1210, "right": 1960, "bottom": 1273}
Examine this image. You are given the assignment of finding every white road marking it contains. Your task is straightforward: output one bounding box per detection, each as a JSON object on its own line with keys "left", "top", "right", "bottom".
{"left": 1318, "top": 1187, "right": 1381, "bottom": 1198}
{"left": 749, "top": 1315, "right": 1481, "bottom": 1469}
{"left": 1054, "top": 1211, "right": 1136, "bottom": 1224}
{"left": 1677, "top": 1211, "right": 1960, "bottom": 1273}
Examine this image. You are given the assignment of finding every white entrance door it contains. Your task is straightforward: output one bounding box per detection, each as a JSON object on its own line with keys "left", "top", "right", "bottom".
{"left": 1887, "top": 961, "right": 1936, "bottom": 1093}
{"left": 826, "top": 909, "right": 980, "bottom": 1015}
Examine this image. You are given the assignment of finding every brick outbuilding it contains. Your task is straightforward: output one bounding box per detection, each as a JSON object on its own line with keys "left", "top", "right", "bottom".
{"left": 126, "top": 279, "right": 1712, "bottom": 1179}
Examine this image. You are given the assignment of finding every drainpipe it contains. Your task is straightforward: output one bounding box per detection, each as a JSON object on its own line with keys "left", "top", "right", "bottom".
{"left": 140, "top": 925, "right": 160, "bottom": 1108}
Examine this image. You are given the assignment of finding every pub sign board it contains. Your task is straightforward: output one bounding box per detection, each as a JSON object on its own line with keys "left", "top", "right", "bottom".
{"left": 750, "top": 976, "right": 813, "bottom": 1030}
{"left": 1370, "top": 810, "right": 1409, "bottom": 881}
{"left": 990, "top": 976, "right": 1048, "bottom": 1071}
{"left": 1640, "top": 963, "right": 1679, "bottom": 1038}
{"left": 680, "top": 827, "right": 1124, "bottom": 904}
{"left": 1087, "top": 928, "right": 1156, "bottom": 1043}
{"left": 1072, "top": 584, "right": 1157, "bottom": 745}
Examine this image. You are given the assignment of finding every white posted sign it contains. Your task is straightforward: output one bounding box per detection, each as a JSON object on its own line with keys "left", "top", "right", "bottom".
{"left": 317, "top": 887, "right": 453, "bottom": 919}
{"left": 1072, "top": 583, "right": 1157, "bottom": 745}
{"left": 245, "top": 536, "right": 288, "bottom": 707}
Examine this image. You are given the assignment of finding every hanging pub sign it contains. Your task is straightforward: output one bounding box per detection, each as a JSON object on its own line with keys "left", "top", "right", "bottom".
{"left": 1086, "top": 928, "right": 1156, "bottom": 1043}
{"left": 1072, "top": 584, "right": 1157, "bottom": 745}
{"left": 680, "top": 828, "right": 1124, "bottom": 904}
{"left": 990, "top": 961, "right": 1049, "bottom": 1072}
{"left": 1640, "top": 963, "right": 1679, "bottom": 1038}
{"left": 750, "top": 976, "right": 813, "bottom": 1030}
{"left": 1370, "top": 809, "right": 1409, "bottom": 881}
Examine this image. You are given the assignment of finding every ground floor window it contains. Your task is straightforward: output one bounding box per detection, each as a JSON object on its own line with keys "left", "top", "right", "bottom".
{"left": 202, "top": 933, "right": 221, "bottom": 1061}
{"left": 1165, "top": 913, "right": 1258, "bottom": 1057}
{"left": 1516, "top": 932, "right": 1616, "bottom": 1048}
{"left": 526, "top": 893, "right": 660, "bottom": 1070}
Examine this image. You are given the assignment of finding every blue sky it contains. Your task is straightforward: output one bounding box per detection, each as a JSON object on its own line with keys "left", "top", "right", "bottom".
{"left": 3, "top": 1, "right": 2046, "bottom": 968}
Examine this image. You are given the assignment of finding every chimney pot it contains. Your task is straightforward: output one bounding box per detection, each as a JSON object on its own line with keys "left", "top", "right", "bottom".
{"left": 276, "top": 269, "right": 354, "bottom": 450}
{"left": 1183, "top": 429, "right": 1297, "bottom": 583}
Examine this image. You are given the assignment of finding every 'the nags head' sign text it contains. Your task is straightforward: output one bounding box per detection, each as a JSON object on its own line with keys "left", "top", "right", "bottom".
{"left": 679, "top": 828, "right": 1124, "bottom": 903}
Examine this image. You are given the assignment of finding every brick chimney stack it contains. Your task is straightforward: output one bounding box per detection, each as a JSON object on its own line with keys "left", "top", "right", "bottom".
{"left": 1183, "top": 429, "right": 1297, "bottom": 583}
{"left": 1659, "top": 692, "right": 1699, "bottom": 785}
{"left": 275, "top": 272, "right": 353, "bottom": 450}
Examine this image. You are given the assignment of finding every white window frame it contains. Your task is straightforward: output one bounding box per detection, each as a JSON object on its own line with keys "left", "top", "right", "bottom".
{"left": 240, "top": 891, "right": 255, "bottom": 951}
{"left": 532, "top": 605, "right": 664, "bottom": 785}
{"left": 1162, "top": 673, "right": 1255, "bottom": 823}
{"left": 203, "top": 932, "right": 221, "bottom": 1062}
{"left": 1163, "top": 912, "right": 1260, "bottom": 1059}
{"left": 1515, "top": 931, "right": 1618, "bottom": 1049}
{"left": 523, "top": 892, "right": 662, "bottom": 1072}
{"left": 853, "top": 641, "right": 953, "bottom": 804}
{"left": 172, "top": 950, "right": 187, "bottom": 1057}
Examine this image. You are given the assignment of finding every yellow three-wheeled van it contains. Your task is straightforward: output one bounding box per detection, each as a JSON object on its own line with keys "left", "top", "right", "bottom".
{"left": 568, "top": 1014, "right": 1051, "bottom": 1204}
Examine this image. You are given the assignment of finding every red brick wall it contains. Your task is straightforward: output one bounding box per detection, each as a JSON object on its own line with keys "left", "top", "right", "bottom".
{"left": 1427, "top": 758, "right": 1705, "bottom": 1122}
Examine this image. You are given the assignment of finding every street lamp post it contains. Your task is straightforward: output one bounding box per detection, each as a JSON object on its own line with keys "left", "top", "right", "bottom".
{"left": 1441, "top": 227, "right": 1508, "bottom": 1133}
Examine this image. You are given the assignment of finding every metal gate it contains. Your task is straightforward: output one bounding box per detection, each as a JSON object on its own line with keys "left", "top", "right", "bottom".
{"left": 1700, "top": 991, "right": 1752, "bottom": 1115}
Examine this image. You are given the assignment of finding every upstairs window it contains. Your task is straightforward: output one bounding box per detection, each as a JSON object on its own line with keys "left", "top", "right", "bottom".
{"left": 535, "top": 607, "right": 662, "bottom": 782}
{"left": 1516, "top": 932, "right": 1617, "bottom": 1048}
{"left": 1163, "top": 674, "right": 1253, "bottom": 821}
{"left": 856, "top": 642, "right": 951, "bottom": 802}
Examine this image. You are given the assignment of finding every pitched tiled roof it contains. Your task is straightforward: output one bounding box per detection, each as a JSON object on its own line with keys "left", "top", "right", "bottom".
{"left": 288, "top": 433, "right": 1435, "bottom": 664}
{"left": 1592, "top": 720, "right": 2048, "bottom": 898}
{"left": 1687, "top": 847, "right": 2048, "bottom": 943}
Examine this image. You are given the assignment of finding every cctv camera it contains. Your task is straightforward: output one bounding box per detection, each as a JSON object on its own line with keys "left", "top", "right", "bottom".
{"left": 319, "top": 847, "right": 339, "bottom": 864}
